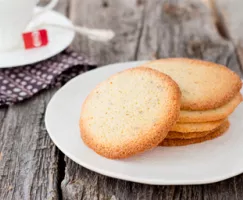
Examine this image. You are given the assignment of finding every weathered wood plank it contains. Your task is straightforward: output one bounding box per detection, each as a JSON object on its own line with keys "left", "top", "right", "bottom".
{"left": 213, "top": 0, "right": 243, "bottom": 71}
{"left": 0, "top": 90, "right": 59, "bottom": 200}
{"left": 62, "top": 0, "right": 243, "bottom": 199}
{"left": 69, "top": 0, "right": 145, "bottom": 66}
{"left": 211, "top": 0, "right": 242, "bottom": 40}
{"left": 0, "top": 0, "right": 69, "bottom": 199}
{"left": 137, "top": 0, "right": 242, "bottom": 76}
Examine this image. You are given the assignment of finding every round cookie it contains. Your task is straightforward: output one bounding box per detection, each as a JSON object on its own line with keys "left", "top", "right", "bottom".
{"left": 179, "top": 93, "right": 242, "bottom": 123}
{"left": 166, "top": 129, "right": 216, "bottom": 139}
{"left": 161, "top": 120, "right": 230, "bottom": 146}
{"left": 171, "top": 119, "right": 226, "bottom": 133}
{"left": 143, "top": 58, "right": 242, "bottom": 110}
{"left": 80, "top": 67, "right": 181, "bottom": 159}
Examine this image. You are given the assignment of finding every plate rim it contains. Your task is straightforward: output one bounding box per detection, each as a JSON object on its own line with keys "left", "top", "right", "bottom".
{"left": 45, "top": 60, "right": 243, "bottom": 185}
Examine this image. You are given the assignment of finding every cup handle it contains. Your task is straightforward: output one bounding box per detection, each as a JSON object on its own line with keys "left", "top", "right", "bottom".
{"left": 35, "top": 0, "right": 59, "bottom": 17}
{"left": 25, "top": 0, "right": 59, "bottom": 31}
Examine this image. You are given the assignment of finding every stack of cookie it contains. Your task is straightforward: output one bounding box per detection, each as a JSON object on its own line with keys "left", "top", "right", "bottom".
{"left": 144, "top": 58, "right": 242, "bottom": 146}
{"left": 79, "top": 58, "right": 242, "bottom": 159}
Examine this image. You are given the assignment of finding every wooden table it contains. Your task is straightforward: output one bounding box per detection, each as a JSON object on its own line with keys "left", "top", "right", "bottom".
{"left": 1, "top": 0, "right": 243, "bottom": 199}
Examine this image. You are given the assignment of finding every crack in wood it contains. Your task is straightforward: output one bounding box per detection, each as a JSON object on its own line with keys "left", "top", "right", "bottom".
{"left": 208, "top": 0, "right": 230, "bottom": 40}
{"left": 225, "top": 51, "right": 232, "bottom": 67}
{"left": 101, "top": 0, "right": 109, "bottom": 8}
{"left": 0, "top": 108, "right": 8, "bottom": 131}
{"left": 163, "top": 1, "right": 199, "bottom": 21}
{"left": 233, "top": 177, "right": 239, "bottom": 200}
{"left": 66, "top": 1, "right": 70, "bottom": 19}
{"left": 134, "top": 1, "right": 146, "bottom": 60}
{"left": 208, "top": 0, "right": 243, "bottom": 74}
{"left": 57, "top": 151, "right": 66, "bottom": 200}
{"left": 137, "top": 0, "right": 145, "bottom": 6}
{"left": 234, "top": 46, "right": 243, "bottom": 74}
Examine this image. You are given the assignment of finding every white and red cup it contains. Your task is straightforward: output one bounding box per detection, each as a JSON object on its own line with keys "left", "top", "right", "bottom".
{"left": 0, "top": 0, "right": 59, "bottom": 52}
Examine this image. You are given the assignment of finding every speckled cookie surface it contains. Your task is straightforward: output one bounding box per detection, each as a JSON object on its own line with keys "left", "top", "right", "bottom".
{"left": 161, "top": 120, "right": 230, "bottom": 146}
{"left": 179, "top": 93, "right": 242, "bottom": 123}
{"left": 80, "top": 67, "right": 181, "bottom": 159}
{"left": 143, "top": 58, "right": 242, "bottom": 110}
{"left": 171, "top": 119, "right": 226, "bottom": 132}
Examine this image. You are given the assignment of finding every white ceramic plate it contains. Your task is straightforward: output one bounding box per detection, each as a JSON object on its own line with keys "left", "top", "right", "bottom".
{"left": 0, "top": 7, "right": 75, "bottom": 68}
{"left": 45, "top": 61, "right": 243, "bottom": 185}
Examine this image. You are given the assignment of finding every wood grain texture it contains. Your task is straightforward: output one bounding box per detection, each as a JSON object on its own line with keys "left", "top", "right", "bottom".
{"left": 0, "top": 0, "right": 69, "bottom": 200}
{"left": 213, "top": 0, "right": 243, "bottom": 71}
{"left": 0, "top": 90, "right": 60, "bottom": 200}
{"left": 61, "top": 0, "right": 243, "bottom": 200}
{"left": 69, "top": 0, "right": 145, "bottom": 65}
{"left": 1, "top": 0, "right": 243, "bottom": 200}
{"left": 137, "top": 0, "right": 242, "bottom": 76}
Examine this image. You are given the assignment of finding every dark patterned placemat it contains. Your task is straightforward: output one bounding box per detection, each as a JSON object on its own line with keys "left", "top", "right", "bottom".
{"left": 0, "top": 49, "right": 97, "bottom": 106}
